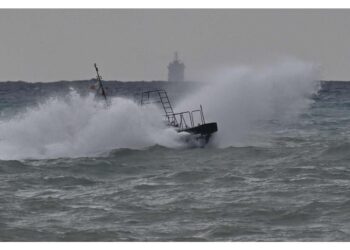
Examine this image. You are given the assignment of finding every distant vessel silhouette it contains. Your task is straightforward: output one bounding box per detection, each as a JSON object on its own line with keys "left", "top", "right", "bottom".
{"left": 168, "top": 52, "right": 185, "bottom": 82}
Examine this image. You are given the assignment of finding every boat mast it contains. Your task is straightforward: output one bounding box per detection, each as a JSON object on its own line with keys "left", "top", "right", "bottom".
{"left": 94, "top": 63, "right": 108, "bottom": 102}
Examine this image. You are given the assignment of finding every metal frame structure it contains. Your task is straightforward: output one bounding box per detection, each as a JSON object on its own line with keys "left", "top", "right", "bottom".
{"left": 140, "top": 89, "right": 207, "bottom": 132}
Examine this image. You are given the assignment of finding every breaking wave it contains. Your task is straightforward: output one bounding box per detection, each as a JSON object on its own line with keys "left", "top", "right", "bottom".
{"left": 0, "top": 90, "right": 184, "bottom": 160}
{"left": 0, "top": 59, "right": 320, "bottom": 160}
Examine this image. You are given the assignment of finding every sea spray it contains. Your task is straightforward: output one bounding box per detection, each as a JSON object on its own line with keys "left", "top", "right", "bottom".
{"left": 0, "top": 90, "right": 183, "bottom": 160}
{"left": 0, "top": 60, "right": 321, "bottom": 159}
{"left": 177, "top": 60, "right": 320, "bottom": 147}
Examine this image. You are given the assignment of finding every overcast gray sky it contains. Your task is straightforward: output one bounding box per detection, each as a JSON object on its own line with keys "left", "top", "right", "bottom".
{"left": 1, "top": 9, "right": 350, "bottom": 82}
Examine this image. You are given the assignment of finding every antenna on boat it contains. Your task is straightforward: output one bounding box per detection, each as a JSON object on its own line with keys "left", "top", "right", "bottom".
{"left": 94, "top": 63, "right": 108, "bottom": 103}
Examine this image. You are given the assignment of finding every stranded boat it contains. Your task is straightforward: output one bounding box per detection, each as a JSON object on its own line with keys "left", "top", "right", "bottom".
{"left": 93, "top": 63, "right": 218, "bottom": 145}
{"left": 140, "top": 89, "right": 218, "bottom": 144}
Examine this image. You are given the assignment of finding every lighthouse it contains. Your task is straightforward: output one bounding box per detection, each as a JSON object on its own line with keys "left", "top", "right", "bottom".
{"left": 168, "top": 52, "right": 185, "bottom": 82}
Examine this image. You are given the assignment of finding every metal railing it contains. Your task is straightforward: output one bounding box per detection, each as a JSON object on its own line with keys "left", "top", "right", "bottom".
{"left": 165, "top": 105, "right": 206, "bottom": 131}
{"left": 140, "top": 89, "right": 207, "bottom": 131}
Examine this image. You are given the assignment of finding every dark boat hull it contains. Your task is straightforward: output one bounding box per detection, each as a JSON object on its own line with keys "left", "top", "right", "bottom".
{"left": 179, "top": 122, "right": 218, "bottom": 144}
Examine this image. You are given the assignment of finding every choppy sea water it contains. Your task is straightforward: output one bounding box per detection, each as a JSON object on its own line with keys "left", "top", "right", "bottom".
{"left": 2, "top": 64, "right": 350, "bottom": 241}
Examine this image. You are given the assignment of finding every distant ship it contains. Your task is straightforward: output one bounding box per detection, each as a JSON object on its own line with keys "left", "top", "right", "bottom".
{"left": 168, "top": 52, "right": 185, "bottom": 82}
